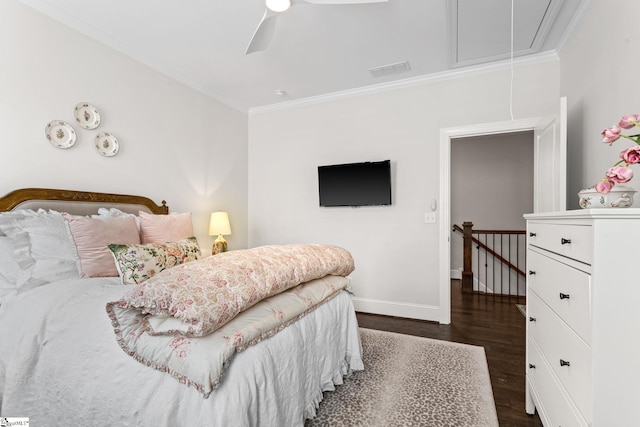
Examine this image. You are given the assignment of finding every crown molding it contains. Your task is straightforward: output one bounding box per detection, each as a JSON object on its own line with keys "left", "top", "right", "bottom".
{"left": 554, "top": 0, "right": 595, "bottom": 55}
{"left": 249, "top": 50, "right": 560, "bottom": 116}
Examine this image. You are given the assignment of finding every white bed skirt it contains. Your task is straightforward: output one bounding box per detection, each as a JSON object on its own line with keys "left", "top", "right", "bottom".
{"left": 0, "top": 279, "right": 363, "bottom": 426}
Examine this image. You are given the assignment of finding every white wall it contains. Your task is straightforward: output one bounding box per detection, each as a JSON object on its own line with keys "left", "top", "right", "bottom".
{"left": 561, "top": 0, "right": 640, "bottom": 208}
{"left": 451, "top": 132, "right": 534, "bottom": 231}
{"left": 248, "top": 61, "right": 560, "bottom": 321}
{"left": 0, "top": 1, "right": 249, "bottom": 250}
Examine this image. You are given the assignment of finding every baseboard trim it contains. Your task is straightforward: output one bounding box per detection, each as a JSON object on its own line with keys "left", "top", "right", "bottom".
{"left": 352, "top": 297, "right": 441, "bottom": 323}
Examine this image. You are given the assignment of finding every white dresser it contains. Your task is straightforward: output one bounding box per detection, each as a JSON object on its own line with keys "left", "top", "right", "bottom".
{"left": 524, "top": 209, "right": 640, "bottom": 427}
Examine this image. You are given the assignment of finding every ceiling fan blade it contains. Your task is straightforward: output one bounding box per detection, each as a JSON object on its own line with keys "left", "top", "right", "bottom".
{"left": 303, "top": 0, "right": 387, "bottom": 4}
{"left": 246, "top": 9, "right": 280, "bottom": 55}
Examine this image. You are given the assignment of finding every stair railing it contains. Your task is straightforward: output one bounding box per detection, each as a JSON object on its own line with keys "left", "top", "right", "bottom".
{"left": 453, "top": 222, "right": 526, "bottom": 299}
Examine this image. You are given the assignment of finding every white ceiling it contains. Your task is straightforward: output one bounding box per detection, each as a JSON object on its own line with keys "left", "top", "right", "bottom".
{"left": 20, "top": 0, "right": 587, "bottom": 112}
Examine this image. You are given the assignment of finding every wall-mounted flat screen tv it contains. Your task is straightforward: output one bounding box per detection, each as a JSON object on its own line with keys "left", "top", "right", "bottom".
{"left": 318, "top": 160, "right": 392, "bottom": 207}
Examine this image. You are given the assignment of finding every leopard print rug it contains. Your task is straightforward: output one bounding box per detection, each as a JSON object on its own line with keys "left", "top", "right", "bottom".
{"left": 305, "top": 328, "right": 498, "bottom": 427}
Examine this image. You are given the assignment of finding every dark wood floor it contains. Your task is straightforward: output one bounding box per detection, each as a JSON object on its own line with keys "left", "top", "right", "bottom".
{"left": 356, "top": 280, "right": 543, "bottom": 426}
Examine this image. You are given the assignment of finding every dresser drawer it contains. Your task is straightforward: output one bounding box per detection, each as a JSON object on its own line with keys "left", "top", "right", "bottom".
{"left": 528, "top": 222, "right": 593, "bottom": 264}
{"left": 527, "top": 338, "right": 588, "bottom": 427}
{"left": 527, "top": 249, "right": 592, "bottom": 344}
{"left": 528, "top": 291, "right": 592, "bottom": 419}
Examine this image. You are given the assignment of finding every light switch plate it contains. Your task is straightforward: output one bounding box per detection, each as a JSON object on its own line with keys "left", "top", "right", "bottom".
{"left": 424, "top": 212, "right": 436, "bottom": 224}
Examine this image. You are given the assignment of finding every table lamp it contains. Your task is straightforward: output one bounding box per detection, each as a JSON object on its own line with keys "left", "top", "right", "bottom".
{"left": 209, "top": 211, "right": 231, "bottom": 255}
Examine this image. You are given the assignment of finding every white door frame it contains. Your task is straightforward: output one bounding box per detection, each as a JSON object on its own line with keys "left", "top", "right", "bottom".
{"left": 438, "top": 118, "right": 540, "bottom": 324}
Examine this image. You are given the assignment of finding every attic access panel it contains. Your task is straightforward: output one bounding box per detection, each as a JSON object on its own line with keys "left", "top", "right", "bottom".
{"left": 454, "top": 0, "right": 553, "bottom": 66}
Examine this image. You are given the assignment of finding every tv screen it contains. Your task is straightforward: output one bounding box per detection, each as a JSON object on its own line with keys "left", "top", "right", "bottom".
{"left": 318, "top": 160, "right": 391, "bottom": 207}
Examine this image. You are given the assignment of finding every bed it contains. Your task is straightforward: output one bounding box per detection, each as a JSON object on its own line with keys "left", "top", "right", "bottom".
{"left": 0, "top": 188, "right": 363, "bottom": 426}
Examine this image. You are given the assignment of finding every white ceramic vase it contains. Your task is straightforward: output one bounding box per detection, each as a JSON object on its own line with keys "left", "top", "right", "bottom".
{"left": 578, "top": 185, "right": 636, "bottom": 208}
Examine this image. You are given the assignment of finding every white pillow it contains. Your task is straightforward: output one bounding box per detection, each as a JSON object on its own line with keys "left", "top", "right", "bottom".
{"left": 0, "top": 214, "right": 25, "bottom": 305}
{"left": 0, "top": 280, "right": 16, "bottom": 306}
{"left": 94, "top": 207, "right": 140, "bottom": 230}
{"left": 0, "top": 209, "right": 81, "bottom": 291}
{"left": 0, "top": 245, "right": 16, "bottom": 306}
{"left": 0, "top": 235, "right": 18, "bottom": 284}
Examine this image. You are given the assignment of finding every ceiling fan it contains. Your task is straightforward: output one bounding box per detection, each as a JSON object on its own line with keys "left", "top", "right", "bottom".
{"left": 246, "top": 0, "right": 388, "bottom": 54}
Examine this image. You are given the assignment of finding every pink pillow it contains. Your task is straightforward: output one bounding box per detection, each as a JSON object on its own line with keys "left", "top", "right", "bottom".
{"left": 139, "top": 211, "right": 194, "bottom": 244}
{"left": 63, "top": 214, "right": 140, "bottom": 278}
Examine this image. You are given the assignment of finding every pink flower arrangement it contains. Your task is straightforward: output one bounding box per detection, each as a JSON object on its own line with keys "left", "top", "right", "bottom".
{"left": 596, "top": 114, "right": 640, "bottom": 193}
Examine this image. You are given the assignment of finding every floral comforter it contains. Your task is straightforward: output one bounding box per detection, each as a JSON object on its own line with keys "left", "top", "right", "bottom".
{"left": 106, "top": 244, "right": 355, "bottom": 397}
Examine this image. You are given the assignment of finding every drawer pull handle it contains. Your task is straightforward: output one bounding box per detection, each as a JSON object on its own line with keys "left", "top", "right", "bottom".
{"left": 559, "top": 293, "right": 570, "bottom": 300}
{"left": 561, "top": 238, "right": 571, "bottom": 245}
{"left": 528, "top": 270, "right": 536, "bottom": 275}
{"left": 529, "top": 232, "right": 536, "bottom": 237}
{"left": 529, "top": 363, "right": 536, "bottom": 369}
{"left": 560, "top": 359, "right": 571, "bottom": 367}
{"left": 529, "top": 316, "right": 536, "bottom": 322}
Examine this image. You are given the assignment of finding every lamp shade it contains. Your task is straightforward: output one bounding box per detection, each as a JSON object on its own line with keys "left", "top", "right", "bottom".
{"left": 209, "top": 212, "right": 231, "bottom": 236}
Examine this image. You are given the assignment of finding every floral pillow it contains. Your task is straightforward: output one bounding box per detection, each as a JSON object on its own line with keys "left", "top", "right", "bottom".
{"left": 108, "top": 237, "right": 201, "bottom": 285}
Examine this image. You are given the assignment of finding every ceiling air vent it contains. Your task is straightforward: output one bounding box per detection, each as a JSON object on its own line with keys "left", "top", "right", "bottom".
{"left": 368, "top": 60, "right": 411, "bottom": 78}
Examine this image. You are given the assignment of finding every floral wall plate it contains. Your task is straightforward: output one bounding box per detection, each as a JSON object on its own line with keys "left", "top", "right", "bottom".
{"left": 95, "top": 131, "right": 119, "bottom": 157}
{"left": 73, "top": 102, "right": 101, "bottom": 130}
{"left": 45, "top": 120, "right": 77, "bottom": 149}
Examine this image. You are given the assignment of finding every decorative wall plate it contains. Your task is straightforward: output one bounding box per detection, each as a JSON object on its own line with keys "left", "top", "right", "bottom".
{"left": 94, "top": 131, "right": 119, "bottom": 157}
{"left": 73, "top": 102, "right": 101, "bottom": 130}
{"left": 45, "top": 120, "right": 77, "bottom": 149}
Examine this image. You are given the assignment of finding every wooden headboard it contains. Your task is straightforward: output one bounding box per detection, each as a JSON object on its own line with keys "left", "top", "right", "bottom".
{"left": 0, "top": 188, "right": 168, "bottom": 215}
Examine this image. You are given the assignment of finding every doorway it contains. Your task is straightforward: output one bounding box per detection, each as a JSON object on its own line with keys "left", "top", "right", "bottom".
{"left": 450, "top": 131, "right": 533, "bottom": 296}
{"left": 438, "top": 117, "right": 542, "bottom": 324}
